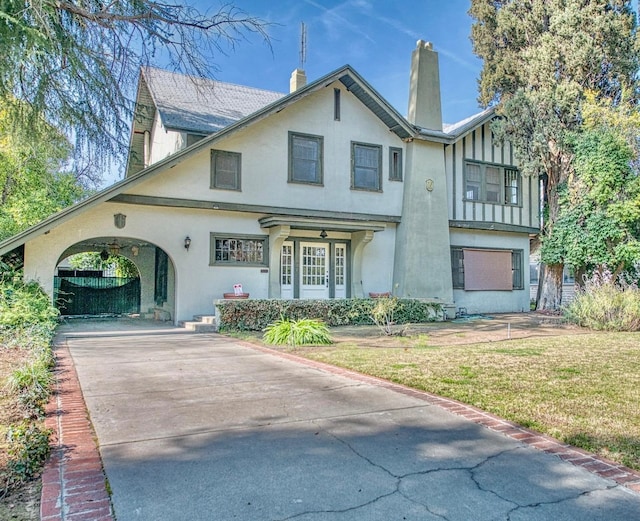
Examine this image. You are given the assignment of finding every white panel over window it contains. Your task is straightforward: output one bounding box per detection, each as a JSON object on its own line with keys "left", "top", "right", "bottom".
{"left": 463, "top": 249, "right": 513, "bottom": 290}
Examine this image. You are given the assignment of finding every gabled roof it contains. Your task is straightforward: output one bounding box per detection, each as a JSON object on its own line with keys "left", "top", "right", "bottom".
{"left": 0, "top": 65, "right": 415, "bottom": 256}
{"left": 141, "top": 67, "right": 286, "bottom": 134}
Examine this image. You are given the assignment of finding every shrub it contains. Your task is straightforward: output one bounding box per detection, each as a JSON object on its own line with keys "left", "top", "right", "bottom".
{"left": 217, "top": 298, "right": 443, "bottom": 331}
{"left": 564, "top": 274, "right": 640, "bottom": 331}
{"left": 371, "top": 297, "right": 403, "bottom": 336}
{"left": 7, "top": 358, "right": 54, "bottom": 418}
{"left": 0, "top": 275, "right": 58, "bottom": 490}
{"left": 6, "top": 422, "right": 52, "bottom": 484}
{"left": 0, "top": 278, "right": 59, "bottom": 329}
{"left": 263, "top": 317, "right": 332, "bottom": 346}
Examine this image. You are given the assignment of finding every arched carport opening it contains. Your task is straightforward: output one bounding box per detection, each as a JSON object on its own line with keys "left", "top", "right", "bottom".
{"left": 54, "top": 237, "right": 176, "bottom": 320}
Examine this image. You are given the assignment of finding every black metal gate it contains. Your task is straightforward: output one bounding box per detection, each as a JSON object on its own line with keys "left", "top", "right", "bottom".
{"left": 54, "top": 275, "right": 141, "bottom": 316}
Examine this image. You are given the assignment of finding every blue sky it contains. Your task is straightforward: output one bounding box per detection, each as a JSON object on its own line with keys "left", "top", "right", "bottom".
{"left": 204, "top": 0, "right": 481, "bottom": 125}
{"left": 107, "top": 1, "right": 480, "bottom": 184}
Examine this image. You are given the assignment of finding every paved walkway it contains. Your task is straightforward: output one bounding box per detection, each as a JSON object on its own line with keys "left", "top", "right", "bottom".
{"left": 42, "top": 319, "right": 640, "bottom": 520}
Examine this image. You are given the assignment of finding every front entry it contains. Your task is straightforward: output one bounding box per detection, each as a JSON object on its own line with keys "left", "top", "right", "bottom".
{"left": 300, "top": 242, "right": 329, "bottom": 299}
{"left": 281, "top": 240, "right": 349, "bottom": 299}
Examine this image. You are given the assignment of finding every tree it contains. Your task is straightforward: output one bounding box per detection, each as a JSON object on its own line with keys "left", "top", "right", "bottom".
{"left": 469, "top": 0, "right": 639, "bottom": 309}
{"left": 0, "top": 1, "right": 270, "bottom": 179}
{"left": 0, "top": 103, "right": 88, "bottom": 241}
{"left": 541, "top": 126, "right": 640, "bottom": 284}
{"left": 69, "top": 252, "right": 139, "bottom": 278}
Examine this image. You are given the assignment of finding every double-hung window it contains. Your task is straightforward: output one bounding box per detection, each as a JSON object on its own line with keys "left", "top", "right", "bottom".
{"left": 464, "top": 161, "right": 521, "bottom": 205}
{"left": 352, "top": 142, "right": 382, "bottom": 191}
{"left": 211, "top": 150, "right": 241, "bottom": 191}
{"left": 289, "top": 132, "right": 323, "bottom": 185}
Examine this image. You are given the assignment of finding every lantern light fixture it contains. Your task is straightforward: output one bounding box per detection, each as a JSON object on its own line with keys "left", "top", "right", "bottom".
{"left": 184, "top": 236, "right": 191, "bottom": 251}
{"left": 108, "top": 240, "right": 120, "bottom": 256}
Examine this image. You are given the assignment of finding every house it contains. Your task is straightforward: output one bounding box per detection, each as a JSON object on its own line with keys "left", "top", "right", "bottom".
{"left": 0, "top": 40, "right": 539, "bottom": 323}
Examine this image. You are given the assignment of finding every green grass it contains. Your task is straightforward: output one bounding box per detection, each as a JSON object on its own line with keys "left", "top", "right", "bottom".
{"left": 298, "top": 332, "right": 640, "bottom": 471}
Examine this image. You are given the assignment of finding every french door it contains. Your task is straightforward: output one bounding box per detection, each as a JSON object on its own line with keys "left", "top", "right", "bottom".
{"left": 280, "top": 241, "right": 348, "bottom": 299}
{"left": 300, "top": 242, "right": 329, "bottom": 299}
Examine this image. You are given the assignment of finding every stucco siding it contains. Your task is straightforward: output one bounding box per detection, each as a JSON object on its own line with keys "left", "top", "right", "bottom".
{"left": 128, "top": 81, "right": 405, "bottom": 218}
{"left": 22, "top": 199, "right": 397, "bottom": 322}
{"left": 449, "top": 228, "right": 531, "bottom": 314}
{"left": 360, "top": 225, "right": 396, "bottom": 296}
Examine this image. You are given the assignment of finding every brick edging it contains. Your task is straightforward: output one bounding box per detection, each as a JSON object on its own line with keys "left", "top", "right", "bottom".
{"left": 242, "top": 340, "right": 640, "bottom": 495}
{"left": 41, "top": 340, "right": 114, "bottom": 521}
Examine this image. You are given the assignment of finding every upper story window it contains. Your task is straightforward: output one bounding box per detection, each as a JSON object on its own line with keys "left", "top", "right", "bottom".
{"left": 351, "top": 142, "right": 382, "bottom": 191}
{"left": 289, "top": 132, "right": 323, "bottom": 185}
{"left": 464, "top": 161, "right": 521, "bottom": 206}
{"left": 389, "top": 147, "right": 403, "bottom": 181}
{"left": 211, "top": 150, "right": 241, "bottom": 191}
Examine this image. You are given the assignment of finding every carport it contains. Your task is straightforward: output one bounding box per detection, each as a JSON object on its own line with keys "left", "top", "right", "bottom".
{"left": 53, "top": 236, "right": 174, "bottom": 319}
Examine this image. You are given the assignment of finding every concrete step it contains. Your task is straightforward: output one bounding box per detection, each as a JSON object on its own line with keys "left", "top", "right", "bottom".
{"left": 193, "top": 315, "right": 216, "bottom": 325}
{"left": 178, "top": 314, "right": 218, "bottom": 333}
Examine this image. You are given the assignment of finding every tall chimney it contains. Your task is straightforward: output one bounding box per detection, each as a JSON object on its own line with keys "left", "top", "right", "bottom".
{"left": 290, "top": 68, "right": 307, "bottom": 93}
{"left": 407, "top": 40, "right": 442, "bottom": 131}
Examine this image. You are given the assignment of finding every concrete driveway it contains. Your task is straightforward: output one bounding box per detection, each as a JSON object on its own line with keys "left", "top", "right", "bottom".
{"left": 59, "top": 320, "right": 640, "bottom": 521}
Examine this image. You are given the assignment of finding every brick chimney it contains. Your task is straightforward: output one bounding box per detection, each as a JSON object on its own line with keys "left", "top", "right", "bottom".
{"left": 407, "top": 40, "right": 443, "bottom": 131}
{"left": 290, "top": 68, "right": 307, "bottom": 93}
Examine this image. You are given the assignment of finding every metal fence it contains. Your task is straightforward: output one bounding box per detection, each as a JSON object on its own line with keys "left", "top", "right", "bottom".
{"left": 54, "top": 276, "right": 141, "bottom": 316}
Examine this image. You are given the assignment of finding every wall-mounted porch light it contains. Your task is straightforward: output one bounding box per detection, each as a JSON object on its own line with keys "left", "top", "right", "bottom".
{"left": 108, "top": 240, "right": 120, "bottom": 256}
{"left": 319, "top": 230, "right": 328, "bottom": 239}
{"left": 184, "top": 236, "right": 192, "bottom": 251}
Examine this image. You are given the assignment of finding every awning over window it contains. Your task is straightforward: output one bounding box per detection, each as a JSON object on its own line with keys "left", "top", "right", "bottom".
{"left": 463, "top": 248, "right": 512, "bottom": 291}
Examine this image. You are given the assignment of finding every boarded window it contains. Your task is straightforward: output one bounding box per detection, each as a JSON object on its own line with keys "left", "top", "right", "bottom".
{"left": 463, "top": 249, "right": 513, "bottom": 291}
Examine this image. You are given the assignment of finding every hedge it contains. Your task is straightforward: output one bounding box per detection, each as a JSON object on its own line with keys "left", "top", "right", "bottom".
{"left": 215, "top": 298, "right": 443, "bottom": 331}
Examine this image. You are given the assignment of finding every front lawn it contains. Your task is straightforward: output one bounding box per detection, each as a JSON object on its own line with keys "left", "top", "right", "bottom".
{"left": 290, "top": 330, "right": 640, "bottom": 471}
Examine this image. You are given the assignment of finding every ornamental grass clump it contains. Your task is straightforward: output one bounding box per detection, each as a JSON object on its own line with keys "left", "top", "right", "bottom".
{"left": 263, "top": 317, "right": 332, "bottom": 347}
{"left": 564, "top": 272, "right": 640, "bottom": 331}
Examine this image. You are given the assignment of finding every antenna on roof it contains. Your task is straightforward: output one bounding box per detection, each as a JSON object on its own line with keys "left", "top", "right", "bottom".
{"left": 299, "top": 22, "right": 307, "bottom": 70}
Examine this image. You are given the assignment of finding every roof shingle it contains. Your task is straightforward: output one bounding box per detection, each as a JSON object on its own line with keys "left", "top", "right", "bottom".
{"left": 142, "top": 67, "right": 286, "bottom": 134}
